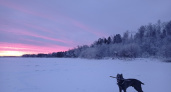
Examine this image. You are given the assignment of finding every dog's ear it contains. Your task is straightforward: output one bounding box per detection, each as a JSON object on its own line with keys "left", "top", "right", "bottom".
{"left": 121, "top": 74, "right": 123, "bottom": 77}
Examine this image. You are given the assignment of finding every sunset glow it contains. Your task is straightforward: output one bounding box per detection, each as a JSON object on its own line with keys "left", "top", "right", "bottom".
{"left": 0, "top": 42, "right": 70, "bottom": 56}
{"left": 0, "top": 51, "right": 25, "bottom": 56}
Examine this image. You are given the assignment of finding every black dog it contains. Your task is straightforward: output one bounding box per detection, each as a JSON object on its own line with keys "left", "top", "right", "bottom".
{"left": 110, "top": 74, "right": 144, "bottom": 92}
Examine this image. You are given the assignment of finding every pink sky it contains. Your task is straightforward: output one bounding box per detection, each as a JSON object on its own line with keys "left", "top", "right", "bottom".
{"left": 0, "top": 42, "right": 69, "bottom": 56}
{"left": 0, "top": 0, "right": 171, "bottom": 56}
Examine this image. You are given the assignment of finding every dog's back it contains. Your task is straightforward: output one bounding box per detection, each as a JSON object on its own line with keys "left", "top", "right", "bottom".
{"left": 126, "top": 79, "right": 144, "bottom": 86}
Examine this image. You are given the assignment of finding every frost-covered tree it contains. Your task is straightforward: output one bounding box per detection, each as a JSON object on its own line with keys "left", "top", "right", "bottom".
{"left": 165, "top": 21, "right": 171, "bottom": 36}
{"left": 22, "top": 20, "right": 171, "bottom": 58}
{"left": 119, "top": 43, "right": 141, "bottom": 58}
{"left": 107, "top": 37, "right": 112, "bottom": 44}
{"left": 122, "top": 31, "right": 129, "bottom": 44}
{"left": 114, "top": 34, "right": 122, "bottom": 43}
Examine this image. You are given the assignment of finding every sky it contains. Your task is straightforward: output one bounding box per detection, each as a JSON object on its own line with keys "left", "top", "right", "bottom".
{"left": 0, "top": 0, "right": 171, "bottom": 56}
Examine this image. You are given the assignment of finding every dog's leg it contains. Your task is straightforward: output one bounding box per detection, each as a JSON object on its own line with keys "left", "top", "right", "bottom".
{"left": 138, "top": 85, "right": 143, "bottom": 92}
{"left": 118, "top": 86, "right": 122, "bottom": 92}
{"left": 119, "top": 88, "right": 122, "bottom": 92}
{"left": 123, "top": 89, "right": 126, "bottom": 92}
{"left": 133, "top": 86, "right": 139, "bottom": 92}
{"left": 139, "top": 86, "right": 143, "bottom": 92}
{"left": 133, "top": 85, "right": 143, "bottom": 92}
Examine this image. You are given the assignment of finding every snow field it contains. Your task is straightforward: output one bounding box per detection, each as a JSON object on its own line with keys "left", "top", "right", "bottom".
{"left": 0, "top": 58, "right": 171, "bottom": 92}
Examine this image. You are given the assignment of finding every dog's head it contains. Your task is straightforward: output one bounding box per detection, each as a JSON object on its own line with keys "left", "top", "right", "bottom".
{"left": 116, "top": 74, "right": 124, "bottom": 82}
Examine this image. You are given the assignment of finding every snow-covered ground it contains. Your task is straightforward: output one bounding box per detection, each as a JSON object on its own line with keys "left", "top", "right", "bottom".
{"left": 0, "top": 58, "right": 171, "bottom": 92}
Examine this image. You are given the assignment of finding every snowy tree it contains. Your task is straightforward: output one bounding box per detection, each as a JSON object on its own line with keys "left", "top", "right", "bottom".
{"left": 114, "top": 34, "right": 122, "bottom": 43}
{"left": 107, "top": 37, "right": 112, "bottom": 44}
{"left": 119, "top": 43, "right": 141, "bottom": 58}
{"left": 22, "top": 20, "right": 171, "bottom": 58}
{"left": 165, "top": 21, "right": 171, "bottom": 36}
{"left": 122, "top": 31, "right": 129, "bottom": 44}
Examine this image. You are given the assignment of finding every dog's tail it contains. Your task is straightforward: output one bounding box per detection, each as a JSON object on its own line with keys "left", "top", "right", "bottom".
{"left": 141, "top": 82, "right": 145, "bottom": 85}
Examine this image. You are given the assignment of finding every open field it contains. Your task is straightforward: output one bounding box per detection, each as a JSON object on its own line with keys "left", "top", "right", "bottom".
{"left": 0, "top": 58, "right": 171, "bottom": 92}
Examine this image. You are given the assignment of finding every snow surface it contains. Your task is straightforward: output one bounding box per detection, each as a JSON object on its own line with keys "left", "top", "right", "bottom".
{"left": 0, "top": 58, "right": 171, "bottom": 92}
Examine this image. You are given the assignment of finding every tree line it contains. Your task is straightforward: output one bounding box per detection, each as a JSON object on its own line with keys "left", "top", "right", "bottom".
{"left": 22, "top": 20, "right": 171, "bottom": 58}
